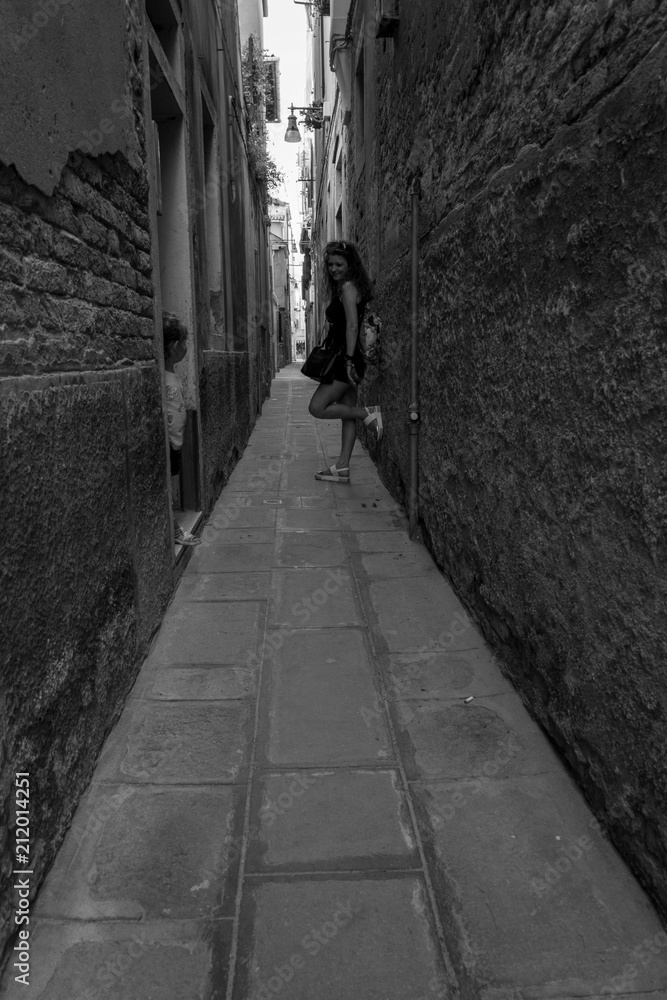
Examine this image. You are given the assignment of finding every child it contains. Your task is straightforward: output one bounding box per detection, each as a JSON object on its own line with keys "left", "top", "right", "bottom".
{"left": 163, "top": 312, "right": 201, "bottom": 546}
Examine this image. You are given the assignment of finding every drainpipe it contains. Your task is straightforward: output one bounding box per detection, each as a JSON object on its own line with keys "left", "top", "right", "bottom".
{"left": 408, "top": 171, "right": 421, "bottom": 539}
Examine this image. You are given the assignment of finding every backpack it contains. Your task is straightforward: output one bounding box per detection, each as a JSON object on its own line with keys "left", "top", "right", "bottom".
{"left": 359, "top": 309, "right": 381, "bottom": 365}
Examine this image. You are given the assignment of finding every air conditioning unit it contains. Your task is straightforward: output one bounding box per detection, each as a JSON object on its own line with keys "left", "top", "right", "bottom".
{"left": 375, "top": 0, "right": 399, "bottom": 37}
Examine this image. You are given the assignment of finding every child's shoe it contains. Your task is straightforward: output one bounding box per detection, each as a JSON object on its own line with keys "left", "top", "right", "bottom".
{"left": 175, "top": 523, "right": 202, "bottom": 546}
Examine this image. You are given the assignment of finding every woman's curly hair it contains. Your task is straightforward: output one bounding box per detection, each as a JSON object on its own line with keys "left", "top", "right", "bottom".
{"left": 323, "top": 241, "right": 373, "bottom": 304}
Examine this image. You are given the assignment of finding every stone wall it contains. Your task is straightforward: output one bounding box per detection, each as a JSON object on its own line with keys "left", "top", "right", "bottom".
{"left": 0, "top": 0, "right": 175, "bottom": 958}
{"left": 200, "top": 350, "right": 258, "bottom": 512}
{"left": 0, "top": 150, "right": 174, "bottom": 958}
{"left": 355, "top": 0, "right": 667, "bottom": 912}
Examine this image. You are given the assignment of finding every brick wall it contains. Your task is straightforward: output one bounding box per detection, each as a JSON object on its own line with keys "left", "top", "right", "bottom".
{"left": 355, "top": 0, "right": 667, "bottom": 913}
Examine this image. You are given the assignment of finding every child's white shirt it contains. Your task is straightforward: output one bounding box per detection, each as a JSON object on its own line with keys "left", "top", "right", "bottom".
{"left": 165, "top": 370, "right": 186, "bottom": 449}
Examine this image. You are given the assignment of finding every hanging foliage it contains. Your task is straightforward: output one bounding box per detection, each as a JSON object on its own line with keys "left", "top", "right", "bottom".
{"left": 241, "top": 35, "right": 283, "bottom": 194}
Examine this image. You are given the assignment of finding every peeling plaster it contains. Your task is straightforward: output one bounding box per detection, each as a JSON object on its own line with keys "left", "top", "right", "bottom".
{"left": 0, "top": 0, "right": 141, "bottom": 195}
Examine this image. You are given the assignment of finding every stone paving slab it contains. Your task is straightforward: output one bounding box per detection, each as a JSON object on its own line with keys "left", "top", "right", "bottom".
{"left": 294, "top": 493, "right": 338, "bottom": 508}
{"left": 336, "top": 509, "right": 410, "bottom": 532}
{"left": 33, "top": 784, "right": 240, "bottom": 922}
{"left": 243, "top": 443, "right": 288, "bottom": 453}
{"left": 393, "top": 692, "right": 562, "bottom": 781}
{"left": 224, "top": 494, "right": 338, "bottom": 509}
{"left": 207, "top": 507, "right": 278, "bottom": 529}
{"left": 261, "top": 629, "right": 392, "bottom": 767}
{"left": 175, "top": 571, "right": 270, "bottom": 602}
{"left": 329, "top": 483, "right": 395, "bottom": 499}
{"left": 368, "top": 576, "right": 476, "bottom": 652}
{"left": 147, "top": 600, "right": 263, "bottom": 662}
{"left": 223, "top": 479, "right": 283, "bottom": 494}
{"left": 246, "top": 430, "right": 288, "bottom": 438}
{"left": 197, "top": 526, "right": 276, "bottom": 545}
{"left": 386, "top": 647, "right": 515, "bottom": 700}
{"left": 268, "top": 567, "right": 362, "bottom": 628}
{"left": 411, "top": 770, "right": 667, "bottom": 997}
{"left": 283, "top": 456, "right": 332, "bottom": 468}
{"left": 211, "top": 493, "right": 302, "bottom": 509}
{"left": 354, "top": 547, "right": 441, "bottom": 577}
{"left": 334, "top": 500, "right": 406, "bottom": 517}
{"left": 93, "top": 700, "right": 252, "bottom": 784}
{"left": 185, "top": 542, "right": 276, "bottom": 573}
{"left": 274, "top": 530, "right": 348, "bottom": 567}
{"left": 251, "top": 447, "right": 314, "bottom": 461}
{"left": 0, "top": 919, "right": 232, "bottom": 1000}
{"left": 247, "top": 769, "right": 418, "bottom": 872}
{"left": 226, "top": 460, "right": 282, "bottom": 476}
{"left": 276, "top": 508, "right": 344, "bottom": 531}
{"left": 235, "top": 878, "right": 451, "bottom": 1000}
{"left": 133, "top": 663, "right": 257, "bottom": 701}
{"left": 350, "top": 529, "right": 422, "bottom": 552}
{"left": 247, "top": 431, "right": 290, "bottom": 440}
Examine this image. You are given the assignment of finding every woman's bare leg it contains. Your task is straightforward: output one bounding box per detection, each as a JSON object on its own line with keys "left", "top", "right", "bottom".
{"left": 309, "top": 379, "right": 368, "bottom": 421}
{"left": 339, "top": 386, "right": 358, "bottom": 468}
{"left": 309, "top": 380, "right": 381, "bottom": 473}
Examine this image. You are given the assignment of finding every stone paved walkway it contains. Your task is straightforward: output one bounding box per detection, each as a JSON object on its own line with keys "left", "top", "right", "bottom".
{"left": 3, "top": 365, "right": 666, "bottom": 1000}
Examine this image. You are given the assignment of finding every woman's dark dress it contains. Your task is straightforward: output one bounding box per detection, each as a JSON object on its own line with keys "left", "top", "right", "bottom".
{"left": 323, "top": 293, "right": 367, "bottom": 384}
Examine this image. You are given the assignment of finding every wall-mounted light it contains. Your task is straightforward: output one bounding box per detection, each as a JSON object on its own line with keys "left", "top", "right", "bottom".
{"left": 284, "top": 102, "right": 324, "bottom": 142}
{"left": 284, "top": 110, "right": 301, "bottom": 144}
{"left": 293, "top": 0, "right": 330, "bottom": 13}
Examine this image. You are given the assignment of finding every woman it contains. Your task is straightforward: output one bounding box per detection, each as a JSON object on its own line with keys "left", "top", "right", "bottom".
{"left": 308, "top": 240, "right": 383, "bottom": 483}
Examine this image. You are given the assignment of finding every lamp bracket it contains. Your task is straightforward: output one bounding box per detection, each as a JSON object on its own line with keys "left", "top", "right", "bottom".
{"left": 289, "top": 101, "right": 325, "bottom": 130}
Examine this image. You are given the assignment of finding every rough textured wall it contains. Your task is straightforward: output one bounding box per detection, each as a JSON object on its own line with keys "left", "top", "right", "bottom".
{"left": 0, "top": 0, "right": 174, "bottom": 960}
{"left": 356, "top": 0, "right": 667, "bottom": 913}
{"left": 0, "top": 367, "right": 171, "bottom": 950}
{"left": 200, "top": 350, "right": 257, "bottom": 512}
{"left": 0, "top": 0, "right": 141, "bottom": 196}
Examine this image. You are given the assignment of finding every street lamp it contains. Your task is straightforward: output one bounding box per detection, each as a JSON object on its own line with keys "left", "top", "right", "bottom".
{"left": 284, "top": 109, "right": 301, "bottom": 143}
{"left": 284, "top": 102, "right": 324, "bottom": 142}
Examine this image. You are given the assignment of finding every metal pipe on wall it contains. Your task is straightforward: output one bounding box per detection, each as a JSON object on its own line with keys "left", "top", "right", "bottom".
{"left": 408, "top": 172, "right": 421, "bottom": 539}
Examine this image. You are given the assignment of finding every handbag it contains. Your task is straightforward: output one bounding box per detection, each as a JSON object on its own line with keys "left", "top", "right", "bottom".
{"left": 300, "top": 336, "right": 340, "bottom": 382}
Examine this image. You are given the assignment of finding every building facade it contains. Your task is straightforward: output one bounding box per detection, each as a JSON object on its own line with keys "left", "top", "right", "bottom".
{"left": 268, "top": 198, "right": 296, "bottom": 370}
{"left": 308, "top": 0, "right": 667, "bottom": 916}
{"left": 0, "top": 0, "right": 274, "bottom": 958}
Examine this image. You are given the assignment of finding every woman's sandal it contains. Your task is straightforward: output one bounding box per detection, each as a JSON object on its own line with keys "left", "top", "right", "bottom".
{"left": 314, "top": 465, "right": 351, "bottom": 483}
{"left": 363, "top": 406, "right": 383, "bottom": 443}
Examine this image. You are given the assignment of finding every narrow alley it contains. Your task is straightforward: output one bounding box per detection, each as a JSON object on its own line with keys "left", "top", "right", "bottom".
{"left": 3, "top": 365, "right": 666, "bottom": 1000}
